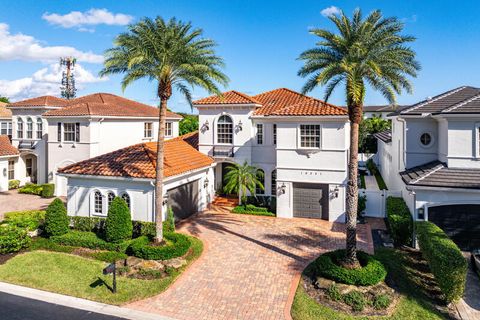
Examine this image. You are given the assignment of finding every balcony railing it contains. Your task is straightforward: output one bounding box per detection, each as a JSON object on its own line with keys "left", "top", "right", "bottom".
{"left": 213, "top": 146, "right": 234, "bottom": 158}
{"left": 18, "top": 140, "right": 37, "bottom": 150}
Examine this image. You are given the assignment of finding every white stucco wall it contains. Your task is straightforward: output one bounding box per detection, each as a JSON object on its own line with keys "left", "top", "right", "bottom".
{"left": 445, "top": 118, "right": 480, "bottom": 168}
{"left": 405, "top": 118, "right": 438, "bottom": 168}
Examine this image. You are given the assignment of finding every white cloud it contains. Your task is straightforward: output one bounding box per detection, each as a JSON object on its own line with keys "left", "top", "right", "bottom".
{"left": 42, "top": 8, "right": 133, "bottom": 30}
{"left": 0, "top": 63, "right": 107, "bottom": 101}
{"left": 321, "top": 6, "right": 341, "bottom": 17}
{"left": 0, "top": 23, "right": 103, "bottom": 63}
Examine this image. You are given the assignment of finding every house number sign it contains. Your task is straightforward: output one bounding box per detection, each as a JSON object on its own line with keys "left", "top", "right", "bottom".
{"left": 300, "top": 171, "right": 322, "bottom": 176}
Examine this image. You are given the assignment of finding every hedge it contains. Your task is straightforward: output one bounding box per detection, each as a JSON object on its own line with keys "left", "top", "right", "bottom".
{"left": 0, "top": 225, "right": 31, "bottom": 254}
{"left": 40, "top": 184, "right": 55, "bottom": 198}
{"left": 3, "top": 210, "right": 46, "bottom": 231}
{"left": 386, "top": 197, "right": 413, "bottom": 246}
{"left": 105, "top": 197, "right": 132, "bottom": 242}
{"left": 232, "top": 204, "right": 276, "bottom": 217}
{"left": 51, "top": 230, "right": 130, "bottom": 252}
{"left": 44, "top": 198, "right": 69, "bottom": 237}
{"left": 91, "top": 251, "right": 128, "bottom": 263}
{"left": 8, "top": 180, "right": 20, "bottom": 190}
{"left": 416, "top": 221, "right": 467, "bottom": 303}
{"left": 128, "top": 232, "right": 191, "bottom": 260}
{"left": 18, "top": 183, "right": 43, "bottom": 195}
{"left": 313, "top": 249, "right": 387, "bottom": 286}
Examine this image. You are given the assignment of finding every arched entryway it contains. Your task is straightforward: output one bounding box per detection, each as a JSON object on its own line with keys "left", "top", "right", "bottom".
{"left": 20, "top": 153, "right": 38, "bottom": 184}
{"left": 214, "top": 161, "right": 236, "bottom": 195}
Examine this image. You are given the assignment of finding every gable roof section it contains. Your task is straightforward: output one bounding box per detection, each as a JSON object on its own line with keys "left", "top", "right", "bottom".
{"left": 373, "top": 129, "right": 392, "bottom": 143}
{"left": 0, "top": 135, "right": 18, "bottom": 157}
{"left": 8, "top": 96, "right": 69, "bottom": 108}
{"left": 43, "top": 93, "right": 182, "bottom": 119}
{"left": 58, "top": 132, "right": 212, "bottom": 179}
{"left": 400, "top": 86, "right": 480, "bottom": 115}
{"left": 0, "top": 105, "right": 11, "bottom": 119}
{"left": 400, "top": 161, "right": 480, "bottom": 189}
{"left": 194, "top": 90, "right": 261, "bottom": 105}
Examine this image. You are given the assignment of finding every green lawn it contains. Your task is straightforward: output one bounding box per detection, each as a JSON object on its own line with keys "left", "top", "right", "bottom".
{"left": 291, "top": 248, "right": 448, "bottom": 320}
{"left": 0, "top": 235, "right": 202, "bottom": 305}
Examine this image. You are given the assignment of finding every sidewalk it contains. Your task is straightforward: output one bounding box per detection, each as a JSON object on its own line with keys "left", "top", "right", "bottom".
{"left": 0, "top": 282, "right": 176, "bottom": 320}
{"left": 456, "top": 260, "right": 480, "bottom": 320}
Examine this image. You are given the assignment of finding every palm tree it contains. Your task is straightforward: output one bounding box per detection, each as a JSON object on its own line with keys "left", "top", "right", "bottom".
{"left": 223, "top": 161, "right": 264, "bottom": 205}
{"left": 100, "top": 17, "right": 228, "bottom": 243}
{"left": 297, "top": 9, "right": 419, "bottom": 268}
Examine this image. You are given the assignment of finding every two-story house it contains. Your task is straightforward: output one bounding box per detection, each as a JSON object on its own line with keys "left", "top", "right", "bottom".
{"left": 194, "top": 88, "right": 350, "bottom": 221}
{"left": 5, "top": 93, "right": 182, "bottom": 196}
{"left": 376, "top": 86, "right": 480, "bottom": 250}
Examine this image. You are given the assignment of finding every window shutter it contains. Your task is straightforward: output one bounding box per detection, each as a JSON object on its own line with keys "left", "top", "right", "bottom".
{"left": 75, "top": 123, "right": 80, "bottom": 142}
{"left": 57, "top": 123, "right": 61, "bottom": 142}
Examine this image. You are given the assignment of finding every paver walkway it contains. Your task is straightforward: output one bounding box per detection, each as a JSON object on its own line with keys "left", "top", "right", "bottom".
{"left": 0, "top": 190, "right": 55, "bottom": 220}
{"left": 364, "top": 175, "right": 379, "bottom": 190}
{"left": 456, "top": 254, "right": 480, "bottom": 320}
{"left": 128, "top": 206, "right": 373, "bottom": 320}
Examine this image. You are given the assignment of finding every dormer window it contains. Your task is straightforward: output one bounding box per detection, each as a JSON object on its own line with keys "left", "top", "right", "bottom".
{"left": 217, "top": 115, "right": 233, "bottom": 144}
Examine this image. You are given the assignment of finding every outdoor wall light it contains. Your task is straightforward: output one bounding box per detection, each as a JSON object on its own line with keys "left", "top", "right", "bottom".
{"left": 162, "top": 194, "right": 169, "bottom": 206}
{"left": 237, "top": 120, "right": 243, "bottom": 131}
{"left": 280, "top": 183, "right": 286, "bottom": 194}
{"left": 204, "top": 177, "right": 209, "bottom": 188}
{"left": 332, "top": 186, "right": 339, "bottom": 198}
{"left": 202, "top": 120, "right": 210, "bottom": 131}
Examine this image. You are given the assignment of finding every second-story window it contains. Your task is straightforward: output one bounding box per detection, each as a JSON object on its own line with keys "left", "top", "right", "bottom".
{"left": 36, "top": 118, "right": 43, "bottom": 139}
{"left": 300, "top": 124, "right": 320, "bottom": 148}
{"left": 165, "top": 122, "right": 172, "bottom": 137}
{"left": 273, "top": 124, "right": 277, "bottom": 145}
{"left": 26, "top": 118, "right": 33, "bottom": 139}
{"left": 17, "top": 119, "right": 23, "bottom": 139}
{"left": 63, "top": 123, "right": 80, "bottom": 142}
{"left": 217, "top": 115, "right": 233, "bottom": 144}
{"left": 256, "top": 124, "right": 263, "bottom": 144}
{"left": 144, "top": 122, "right": 153, "bottom": 138}
{"left": 1, "top": 122, "right": 12, "bottom": 140}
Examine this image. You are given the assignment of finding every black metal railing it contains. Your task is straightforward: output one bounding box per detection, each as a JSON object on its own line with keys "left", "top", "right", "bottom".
{"left": 213, "top": 146, "right": 234, "bottom": 158}
{"left": 18, "top": 140, "right": 36, "bottom": 150}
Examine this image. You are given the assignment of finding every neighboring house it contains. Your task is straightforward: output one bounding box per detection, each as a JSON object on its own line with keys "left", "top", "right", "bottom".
{"left": 362, "top": 105, "right": 407, "bottom": 119}
{"left": 194, "top": 88, "right": 350, "bottom": 221}
{"left": 6, "top": 93, "right": 182, "bottom": 196}
{"left": 0, "top": 135, "right": 19, "bottom": 191}
{"left": 376, "top": 86, "right": 480, "bottom": 250}
{"left": 58, "top": 132, "right": 215, "bottom": 222}
{"left": 0, "top": 103, "right": 12, "bottom": 140}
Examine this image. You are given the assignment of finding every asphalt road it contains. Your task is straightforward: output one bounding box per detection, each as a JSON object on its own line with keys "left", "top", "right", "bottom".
{"left": 0, "top": 292, "right": 126, "bottom": 320}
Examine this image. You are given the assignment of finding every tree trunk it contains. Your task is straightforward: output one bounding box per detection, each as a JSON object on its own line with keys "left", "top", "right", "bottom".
{"left": 153, "top": 97, "right": 168, "bottom": 243}
{"left": 343, "top": 103, "right": 363, "bottom": 269}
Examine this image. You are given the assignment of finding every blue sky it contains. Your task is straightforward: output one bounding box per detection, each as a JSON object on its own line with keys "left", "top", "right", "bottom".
{"left": 0, "top": 1, "right": 479, "bottom": 113}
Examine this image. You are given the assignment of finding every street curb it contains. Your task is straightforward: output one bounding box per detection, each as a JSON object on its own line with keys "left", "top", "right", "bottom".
{"left": 0, "top": 282, "right": 177, "bottom": 320}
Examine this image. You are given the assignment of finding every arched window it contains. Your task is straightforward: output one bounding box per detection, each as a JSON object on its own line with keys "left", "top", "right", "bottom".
{"left": 121, "top": 193, "right": 131, "bottom": 209}
{"left": 36, "top": 117, "right": 43, "bottom": 139}
{"left": 217, "top": 115, "right": 233, "bottom": 144}
{"left": 107, "top": 192, "right": 115, "bottom": 207}
{"left": 94, "top": 191, "right": 103, "bottom": 214}
{"left": 256, "top": 169, "right": 265, "bottom": 195}
{"left": 271, "top": 169, "right": 277, "bottom": 196}
{"left": 17, "top": 118, "right": 23, "bottom": 139}
{"left": 26, "top": 118, "right": 33, "bottom": 139}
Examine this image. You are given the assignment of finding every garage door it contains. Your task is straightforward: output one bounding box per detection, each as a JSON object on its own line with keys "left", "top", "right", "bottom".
{"left": 293, "top": 183, "right": 329, "bottom": 219}
{"left": 167, "top": 180, "right": 199, "bottom": 220}
{"left": 428, "top": 204, "right": 480, "bottom": 251}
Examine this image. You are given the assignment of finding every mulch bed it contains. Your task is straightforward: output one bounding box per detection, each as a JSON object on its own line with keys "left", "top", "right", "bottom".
{"left": 0, "top": 250, "right": 26, "bottom": 265}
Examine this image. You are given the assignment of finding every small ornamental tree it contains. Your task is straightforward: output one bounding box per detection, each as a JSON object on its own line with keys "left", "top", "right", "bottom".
{"left": 105, "top": 197, "right": 133, "bottom": 242}
{"left": 44, "top": 198, "right": 69, "bottom": 237}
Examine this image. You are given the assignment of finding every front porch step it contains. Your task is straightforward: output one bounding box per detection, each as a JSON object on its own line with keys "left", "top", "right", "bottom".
{"left": 212, "top": 196, "right": 239, "bottom": 207}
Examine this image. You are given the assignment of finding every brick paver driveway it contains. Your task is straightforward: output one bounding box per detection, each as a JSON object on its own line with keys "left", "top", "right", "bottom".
{"left": 128, "top": 207, "right": 373, "bottom": 320}
{"left": 0, "top": 190, "right": 55, "bottom": 220}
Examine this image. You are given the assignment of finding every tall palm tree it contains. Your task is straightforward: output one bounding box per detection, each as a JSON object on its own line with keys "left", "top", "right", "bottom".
{"left": 223, "top": 161, "right": 264, "bottom": 205}
{"left": 100, "top": 17, "right": 228, "bottom": 243}
{"left": 297, "top": 9, "right": 419, "bottom": 268}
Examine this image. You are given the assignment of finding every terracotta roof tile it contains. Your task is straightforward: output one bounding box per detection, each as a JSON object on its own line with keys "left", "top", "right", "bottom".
{"left": 194, "top": 90, "right": 261, "bottom": 105}
{"left": 8, "top": 96, "right": 68, "bottom": 107}
{"left": 0, "top": 105, "right": 11, "bottom": 119}
{"left": 58, "top": 132, "right": 212, "bottom": 179}
{"left": 0, "top": 135, "right": 18, "bottom": 157}
{"left": 43, "top": 93, "right": 182, "bottom": 119}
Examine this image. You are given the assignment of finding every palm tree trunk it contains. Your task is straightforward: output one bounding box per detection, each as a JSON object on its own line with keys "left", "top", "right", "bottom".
{"left": 153, "top": 97, "right": 168, "bottom": 243}
{"left": 343, "top": 104, "right": 362, "bottom": 269}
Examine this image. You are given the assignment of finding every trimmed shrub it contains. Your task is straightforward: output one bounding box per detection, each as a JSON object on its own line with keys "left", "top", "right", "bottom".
{"left": 51, "top": 230, "right": 130, "bottom": 252}
{"left": 91, "top": 251, "right": 128, "bottom": 263}
{"left": 128, "top": 233, "right": 191, "bottom": 260}
{"left": 373, "top": 294, "right": 391, "bottom": 310}
{"left": 8, "top": 180, "right": 20, "bottom": 190}
{"left": 416, "top": 221, "right": 467, "bottom": 303}
{"left": 386, "top": 197, "right": 413, "bottom": 246}
{"left": 105, "top": 197, "right": 133, "bottom": 242}
{"left": 132, "top": 221, "right": 156, "bottom": 238}
{"left": 3, "top": 210, "right": 45, "bottom": 231}
{"left": 0, "top": 225, "right": 31, "bottom": 254}
{"left": 163, "top": 208, "right": 175, "bottom": 234}
{"left": 342, "top": 290, "right": 367, "bottom": 311}
{"left": 313, "top": 250, "right": 387, "bottom": 286}
{"left": 44, "top": 198, "right": 69, "bottom": 237}
{"left": 40, "top": 184, "right": 55, "bottom": 198}
{"left": 18, "top": 183, "right": 43, "bottom": 195}
{"left": 232, "top": 204, "right": 275, "bottom": 217}
{"left": 326, "top": 284, "right": 342, "bottom": 301}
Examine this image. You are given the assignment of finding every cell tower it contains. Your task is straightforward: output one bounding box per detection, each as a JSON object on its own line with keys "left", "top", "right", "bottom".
{"left": 60, "top": 57, "right": 77, "bottom": 99}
